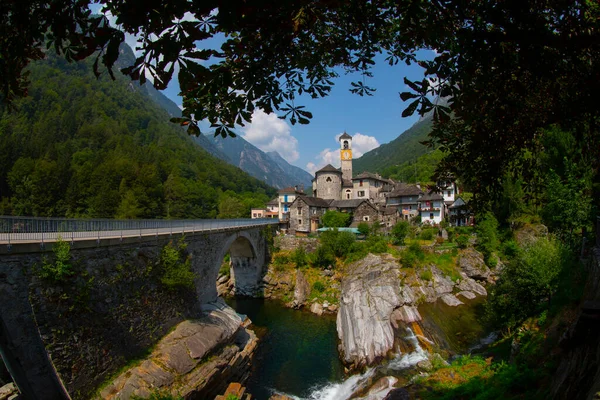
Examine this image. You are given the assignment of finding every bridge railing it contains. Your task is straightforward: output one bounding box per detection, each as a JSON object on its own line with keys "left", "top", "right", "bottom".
{"left": 0, "top": 216, "right": 278, "bottom": 244}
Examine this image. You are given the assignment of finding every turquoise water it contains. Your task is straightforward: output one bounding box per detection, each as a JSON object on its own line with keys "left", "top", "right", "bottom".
{"left": 227, "top": 298, "right": 345, "bottom": 400}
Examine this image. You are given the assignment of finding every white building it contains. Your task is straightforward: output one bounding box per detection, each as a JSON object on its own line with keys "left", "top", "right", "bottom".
{"left": 419, "top": 191, "right": 445, "bottom": 225}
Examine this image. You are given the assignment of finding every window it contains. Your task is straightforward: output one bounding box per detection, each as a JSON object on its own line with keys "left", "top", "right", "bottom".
{"left": 447, "top": 190, "right": 451, "bottom": 197}
{"left": 363, "top": 216, "right": 370, "bottom": 221}
{"left": 409, "top": 205, "right": 412, "bottom": 210}
{"left": 298, "top": 208, "right": 302, "bottom": 216}
{"left": 298, "top": 219, "right": 302, "bottom": 225}
{"left": 326, "top": 176, "right": 332, "bottom": 182}
{"left": 426, "top": 201, "right": 431, "bottom": 208}
{"left": 358, "top": 190, "right": 365, "bottom": 197}
{"left": 343, "top": 140, "right": 349, "bottom": 149}
{"left": 253, "top": 213, "right": 257, "bottom": 218}
{"left": 359, "top": 179, "right": 363, "bottom": 187}
{"left": 430, "top": 213, "right": 434, "bottom": 219}
{"left": 346, "top": 193, "right": 350, "bottom": 199}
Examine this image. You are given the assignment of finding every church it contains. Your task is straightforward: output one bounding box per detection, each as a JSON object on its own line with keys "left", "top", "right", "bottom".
{"left": 311, "top": 132, "right": 393, "bottom": 204}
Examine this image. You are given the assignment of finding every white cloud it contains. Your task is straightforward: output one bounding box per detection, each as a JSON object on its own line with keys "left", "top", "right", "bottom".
{"left": 307, "top": 132, "right": 379, "bottom": 174}
{"left": 242, "top": 110, "right": 300, "bottom": 162}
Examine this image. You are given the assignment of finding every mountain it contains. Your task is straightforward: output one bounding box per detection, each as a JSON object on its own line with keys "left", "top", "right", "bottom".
{"left": 353, "top": 114, "right": 434, "bottom": 175}
{"left": 266, "top": 151, "right": 313, "bottom": 191}
{"left": 0, "top": 46, "right": 275, "bottom": 218}
{"left": 202, "top": 134, "right": 313, "bottom": 191}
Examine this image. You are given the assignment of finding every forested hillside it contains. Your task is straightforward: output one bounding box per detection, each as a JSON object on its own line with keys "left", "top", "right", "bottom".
{"left": 353, "top": 115, "right": 434, "bottom": 175}
{"left": 0, "top": 52, "right": 275, "bottom": 219}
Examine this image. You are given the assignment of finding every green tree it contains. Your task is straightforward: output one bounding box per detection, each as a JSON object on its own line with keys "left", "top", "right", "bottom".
{"left": 391, "top": 221, "right": 410, "bottom": 245}
{"left": 357, "top": 222, "right": 370, "bottom": 236}
{"left": 321, "top": 211, "right": 352, "bottom": 228}
{"left": 475, "top": 212, "right": 500, "bottom": 264}
{"left": 319, "top": 229, "right": 355, "bottom": 258}
{"left": 486, "top": 238, "right": 569, "bottom": 330}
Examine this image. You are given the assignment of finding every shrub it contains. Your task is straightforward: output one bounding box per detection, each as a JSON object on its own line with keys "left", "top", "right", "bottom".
{"left": 310, "top": 245, "right": 335, "bottom": 269}
{"left": 420, "top": 268, "right": 433, "bottom": 281}
{"left": 476, "top": 212, "right": 500, "bottom": 263}
{"left": 357, "top": 222, "right": 370, "bottom": 236}
{"left": 40, "top": 237, "right": 74, "bottom": 282}
{"left": 501, "top": 240, "right": 521, "bottom": 260}
{"left": 312, "top": 281, "right": 326, "bottom": 293}
{"left": 486, "top": 237, "right": 568, "bottom": 330}
{"left": 391, "top": 221, "right": 410, "bottom": 245}
{"left": 320, "top": 230, "right": 355, "bottom": 258}
{"left": 366, "top": 234, "right": 389, "bottom": 253}
{"left": 292, "top": 246, "right": 308, "bottom": 268}
{"left": 160, "top": 239, "right": 195, "bottom": 290}
{"left": 456, "top": 234, "right": 469, "bottom": 249}
{"left": 322, "top": 210, "right": 352, "bottom": 227}
{"left": 419, "top": 228, "right": 435, "bottom": 240}
{"left": 402, "top": 243, "right": 425, "bottom": 268}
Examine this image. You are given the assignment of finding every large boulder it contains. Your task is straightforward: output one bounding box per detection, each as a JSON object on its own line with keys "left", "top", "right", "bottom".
{"left": 458, "top": 249, "right": 491, "bottom": 281}
{"left": 292, "top": 269, "right": 310, "bottom": 308}
{"left": 457, "top": 277, "right": 487, "bottom": 296}
{"left": 337, "top": 254, "right": 403, "bottom": 369}
{"left": 514, "top": 223, "right": 548, "bottom": 246}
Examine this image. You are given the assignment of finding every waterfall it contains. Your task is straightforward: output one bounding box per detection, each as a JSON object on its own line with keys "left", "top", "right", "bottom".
{"left": 388, "top": 327, "right": 428, "bottom": 370}
{"left": 275, "top": 327, "right": 429, "bottom": 400}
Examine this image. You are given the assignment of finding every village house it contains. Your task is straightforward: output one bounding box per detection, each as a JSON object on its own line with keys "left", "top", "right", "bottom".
{"left": 328, "top": 199, "right": 380, "bottom": 226}
{"left": 351, "top": 172, "right": 392, "bottom": 204}
{"left": 278, "top": 186, "right": 305, "bottom": 221}
{"left": 419, "top": 191, "right": 445, "bottom": 225}
{"left": 385, "top": 183, "right": 423, "bottom": 220}
{"left": 448, "top": 197, "right": 473, "bottom": 226}
{"left": 288, "top": 195, "right": 332, "bottom": 235}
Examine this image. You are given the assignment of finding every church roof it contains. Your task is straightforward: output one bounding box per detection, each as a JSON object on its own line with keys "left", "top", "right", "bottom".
{"left": 315, "top": 164, "right": 342, "bottom": 174}
{"left": 339, "top": 132, "right": 352, "bottom": 140}
{"left": 352, "top": 171, "right": 387, "bottom": 181}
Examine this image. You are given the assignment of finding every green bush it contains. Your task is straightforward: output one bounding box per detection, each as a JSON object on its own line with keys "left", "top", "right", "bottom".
{"left": 456, "top": 234, "right": 469, "bottom": 249}
{"left": 292, "top": 246, "right": 308, "bottom": 268}
{"left": 419, "top": 228, "right": 435, "bottom": 240}
{"left": 357, "top": 222, "right": 370, "bottom": 236}
{"left": 501, "top": 240, "right": 521, "bottom": 260}
{"left": 402, "top": 243, "right": 426, "bottom": 268}
{"left": 475, "top": 212, "right": 500, "bottom": 264}
{"left": 160, "top": 239, "right": 195, "bottom": 290}
{"left": 310, "top": 245, "right": 335, "bottom": 269}
{"left": 321, "top": 210, "right": 352, "bottom": 227}
{"left": 391, "top": 221, "right": 410, "bottom": 245}
{"left": 312, "top": 281, "right": 326, "bottom": 293}
{"left": 420, "top": 268, "right": 433, "bottom": 281}
{"left": 486, "top": 237, "right": 570, "bottom": 330}
{"left": 40, "top": 237, "right": 74, "bottom": 282}
{"left": 320, "top": 229, "right": 355, "bottom": 258}
{"left": 366, "top": 234, "right": 389, "bottom": 253}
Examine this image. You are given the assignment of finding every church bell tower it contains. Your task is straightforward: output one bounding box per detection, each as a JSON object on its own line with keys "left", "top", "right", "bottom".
{"left": 339, "top": 132, "right": 353, "bottom": 181}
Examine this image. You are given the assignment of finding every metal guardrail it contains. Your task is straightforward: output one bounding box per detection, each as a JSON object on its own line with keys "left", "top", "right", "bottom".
{"left": 0, "top": 216, "right": 278, "bottom": 245}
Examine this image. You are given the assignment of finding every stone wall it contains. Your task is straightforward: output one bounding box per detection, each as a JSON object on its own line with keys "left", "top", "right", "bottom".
{"left": 314, "top": 172, "right": 342, "bottom": 200}
{"left": 353, "top": 202, "right": 379, "bottom": 225}
{"left": 0, "top": 226, "right": 270, "bottom": 399}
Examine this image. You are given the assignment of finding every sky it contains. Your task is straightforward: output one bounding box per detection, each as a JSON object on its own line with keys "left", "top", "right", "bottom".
{"left": 93, "top": 5, "right": 432, "bottom": 174}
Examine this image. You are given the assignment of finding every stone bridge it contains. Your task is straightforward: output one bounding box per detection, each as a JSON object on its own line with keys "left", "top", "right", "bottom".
{"left": 0, "top": 218, "right": 277, "bottom": 399}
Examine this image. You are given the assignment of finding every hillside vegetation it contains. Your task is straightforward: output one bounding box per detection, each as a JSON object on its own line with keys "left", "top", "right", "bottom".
{"left": 0, "top": 52, "right": 275, "bottom": 219}
{"left": 353, "top": 116, "right": 434, "bottom": 175}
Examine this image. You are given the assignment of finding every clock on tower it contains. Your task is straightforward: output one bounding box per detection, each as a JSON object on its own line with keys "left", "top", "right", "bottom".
{"left": 339, "top": 132, "right": 353, "bottom": 181}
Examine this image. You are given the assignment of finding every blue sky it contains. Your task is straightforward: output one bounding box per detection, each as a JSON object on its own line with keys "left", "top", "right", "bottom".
{"left": 93, "top": 5, "right": 431, "bottom": 174}
{"left": 163, "top": 52, "right": 432, "bottom": 174}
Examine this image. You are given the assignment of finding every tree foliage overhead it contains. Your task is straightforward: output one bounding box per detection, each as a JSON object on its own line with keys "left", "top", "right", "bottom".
{"left": 2, "top": 1, "right": 600, "bottom": 206}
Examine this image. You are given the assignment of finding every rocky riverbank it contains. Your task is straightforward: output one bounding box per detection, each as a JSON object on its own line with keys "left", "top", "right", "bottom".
{"left": 337, "top": 249, "right": 494, "bottom": 370}
{"left": 97, "top": 299, "right": 257, "bottom": 399}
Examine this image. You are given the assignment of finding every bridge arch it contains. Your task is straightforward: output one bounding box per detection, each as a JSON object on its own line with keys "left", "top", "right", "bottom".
{"left": 192, "top": 228, "right": 268, "bottom": 304}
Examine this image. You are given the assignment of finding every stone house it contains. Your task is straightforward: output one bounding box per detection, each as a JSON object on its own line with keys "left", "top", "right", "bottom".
{"left": 448, "top": 197, "right": 473, "bottom": 226}
{"left": 289, "top": 195, "right": 332, "bottom": 235}
{"left": 351, "top": 172, "right": 390, "bottom": 202}
{"left": 385, "top": 183, "right": 423, "bottom": 220}
{"left": 381, "top": 206, "right": 401, "bottom": 230}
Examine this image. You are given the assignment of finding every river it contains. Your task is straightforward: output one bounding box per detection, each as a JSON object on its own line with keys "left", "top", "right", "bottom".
{"left": 227, "top": 298, "right": 437, "bottom": 400}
